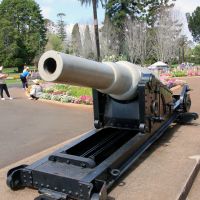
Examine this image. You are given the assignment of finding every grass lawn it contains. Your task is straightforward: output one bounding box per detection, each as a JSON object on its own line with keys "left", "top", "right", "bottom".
{"left": 3, "top": 67, "right": 19, "bottom": 74}
{"left": 69, "top": 86, "right": 92, "bottom": 97}
{"left": 5, "top": 79, "right": 21, "bottom": 86}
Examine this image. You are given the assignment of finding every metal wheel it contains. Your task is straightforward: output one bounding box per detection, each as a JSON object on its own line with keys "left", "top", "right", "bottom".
{"left": 6, "top": 173, "right": 20, "bottom": 190}
{"left": 183, "top": 94, "right": 191, "bottom": 112}
{"left": 7, "top": 164, "right": 28, "bottom": 177}
{"left": 6, "top": 165, "right": 27, "bottom": 190}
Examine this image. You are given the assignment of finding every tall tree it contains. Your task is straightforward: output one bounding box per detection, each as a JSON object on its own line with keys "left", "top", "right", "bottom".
{"left": 153, "top": 7, "right": 182, "bottom": 63}
{"left": 125, "top": 19, "right": 148, "bottom": 64}
{"left": 100, "top": 15, "right": 118, "bottom": 58}
{"left": 0, "top": 0, "right": 47, "bottom": 71}
{"left": 106, "top": 0, "right": 142, "bottom": 54}
{"left": 105, "top": 0, "right": 176, "bottom": 55}
{"left": 145, "top": 0, "right": 176, "bottom": 27}
{"left": 79, "top": 0, "right": 107, "bottom": 61}
{"left": 71, "top": 23, "right": 82, "bottom": 56}
{"left": 45, "top": 33, "right": 64, "bottom": 52}
{"left": 57, "top": 13, "right": 67, "bottom": 42}
{"left": 83, "top": 25, "right": 94, "bottom": 59}
{"left": 187, "top": 7, "right": 200, "bottom": 42}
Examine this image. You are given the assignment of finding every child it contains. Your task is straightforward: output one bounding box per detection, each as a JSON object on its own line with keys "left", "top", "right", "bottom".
{"left": 0, "top": 66, "right": 13, "bottom": 100}
{"left": 29, "top": 79, "right": 42, "bottom": 100}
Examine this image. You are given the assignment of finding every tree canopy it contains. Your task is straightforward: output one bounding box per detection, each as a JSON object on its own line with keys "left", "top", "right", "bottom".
{"left": 57, "top": 13, "right": 67, "bottom": 42}
{"left": 187, "top": 7, "right": 200, "bottom": 42}
{"left": 0, "top": 0, "right": 47, "bottom": 69}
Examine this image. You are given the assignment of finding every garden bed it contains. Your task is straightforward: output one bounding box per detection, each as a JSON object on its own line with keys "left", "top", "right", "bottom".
{"left": 40, "top": 83, "right": 93, "bottom": 105}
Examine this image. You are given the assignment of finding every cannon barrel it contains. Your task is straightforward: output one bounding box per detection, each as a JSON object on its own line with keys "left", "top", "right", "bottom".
{"left": 38, "top": 50, "right": 151, "bottom": 100}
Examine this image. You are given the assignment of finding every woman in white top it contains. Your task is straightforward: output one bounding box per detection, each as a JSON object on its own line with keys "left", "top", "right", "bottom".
{"left": 0, "top": 66, "right": 13, "bottom": 100}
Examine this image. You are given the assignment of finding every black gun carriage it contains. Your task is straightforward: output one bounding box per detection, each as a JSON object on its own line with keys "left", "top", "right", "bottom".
{"left": 7, "top": 51, "right": 198, "bottom": 200}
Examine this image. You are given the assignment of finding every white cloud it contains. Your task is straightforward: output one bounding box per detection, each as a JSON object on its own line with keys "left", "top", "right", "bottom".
{"left": 175, "top": 0, "right": 200, "bottom": 13}
{"left": 40, "top": 6, "right": 52, "bottom": 19}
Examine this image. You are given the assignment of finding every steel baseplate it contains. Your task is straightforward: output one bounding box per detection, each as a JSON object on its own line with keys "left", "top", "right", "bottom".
{"left": 6, "top": 85, "right": 198, "bottom": 200}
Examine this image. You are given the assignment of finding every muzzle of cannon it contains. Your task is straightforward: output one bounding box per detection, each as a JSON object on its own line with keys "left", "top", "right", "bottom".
{"left": 38, "top": 50, "right": 151, "bottom": 101}
{"left": 7, "top": 51, "right": 198, "bottom": 200}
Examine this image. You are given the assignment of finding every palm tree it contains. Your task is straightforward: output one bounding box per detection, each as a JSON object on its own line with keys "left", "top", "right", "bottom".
{"left": 79, "top": 0, "right": 107, "bottom": 61}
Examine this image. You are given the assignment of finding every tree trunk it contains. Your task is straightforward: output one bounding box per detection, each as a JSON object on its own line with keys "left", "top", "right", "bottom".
{"left": 92, "top": 0, "right": 101, "bottom": 61}
{"left": 182, "top": 46, "right": 185, "bottom": 63}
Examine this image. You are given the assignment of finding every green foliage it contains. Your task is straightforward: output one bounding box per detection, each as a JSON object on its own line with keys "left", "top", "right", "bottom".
{"left": 191, "top": 44, "right": 200, "bottom": 64}
{"left": 40, "top": 93, "right": 51, "bottom": 100}
{"left": 187, "top": 7, "right": 200, "bottom": 42}
{"left": 45, "top": 33, "right": 64, "bottom": 52}
{"left": 61, "top": 95, "right": 76, "bottom": 103}
{"left": 102, "top": 54, "right": 127, "bottom": 62}
{"left": 68, "top": 86, "right": 92, "bottom": 97}
{"left": 183, "top": 44, "right": 200, "bottom": 64}
{"left": 145, "top": 0, "right": 175, "bottom": 27}
{"left": 53, "top": 84, "right": 70, "bottom": 92}
{"left": 172, "top": 70, "right": 187, "bottom": 77}
{"left": 106, "top": 0, "right": 175, "bottom": 27}
{"left": 51, "top": 94, "right": 62, "bottom": 101}
{"left": 105, "top": 0, "right": 176, "bottom": 55}
{"left": 0, "top": 0, "right": 47, "bottom": 68}
{"left": 57, "top": 13, "right": 66, "bottom": 42}
{"left": 5, "top": 78, "right": 21, "bottom": 85}
{"left": 43, "top": 84, "right": 92, "bottom": 98}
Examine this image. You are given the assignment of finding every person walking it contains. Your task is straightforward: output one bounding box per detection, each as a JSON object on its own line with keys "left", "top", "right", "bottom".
{"left": 20, "top": 66, "right": 30, "bottom": 90}
{"left": 0, "top": 66, "right": 13, "bottom": 100}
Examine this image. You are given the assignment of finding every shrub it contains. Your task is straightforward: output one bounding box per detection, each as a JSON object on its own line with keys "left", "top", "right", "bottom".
{"left": 43, "top": 88, "right": 54, "bottom": 93}
{"left": 61, "top": 95, "right": 74, "bottom": 103}
{"left": 102, "top": 54, "right": 127, "bottom": 62}
{"left": 40, "top": 93, "right": 52, "bottom": 100}
{"left": 53, "top": 84, "right": 70, "bottom": 92}
{"left": 79, "top": 95, "right": 93, "bottom": 105}
{"left": 172, "top": 70, "right": 187, "bottom": 77}
{"left": 51, "top": 94, "right": 62, "bottom": 101}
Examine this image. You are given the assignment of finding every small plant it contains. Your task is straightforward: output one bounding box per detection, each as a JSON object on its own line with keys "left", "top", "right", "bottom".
{"left": 12, "top": 75, "right": 20, "bottom": 79}
{"left": 40, "top": 83, "right": 93, "bottom": 105}
{"left": 51, "top": 94, "right": 62, "bottom": 101}
{"left": 172, "top": 70, "right": 187, "bottom": 77}
{"left": 61, "top": 95, "right": 73, "bottom": 103}
{"left": 102, "top": 54, "right": 127, "bottom": 62}
{"left": 53, "top": 84, "right": 70, "bottom": 92}
{"left": 43, "top": 88, "right": 54, "bottom": 93}
{"left": 79, "top": 95, "right": 93, "bottom": 105}
{"left": 40, "top": 93, "right": 52, "bottom": 100}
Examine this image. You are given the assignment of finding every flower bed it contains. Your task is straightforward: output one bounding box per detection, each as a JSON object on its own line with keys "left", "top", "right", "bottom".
{"left": 158, "top": 67, "right": 200, "bottom": 78}
{"left": 40, "top": 84, "right": 93, "bottom": 105}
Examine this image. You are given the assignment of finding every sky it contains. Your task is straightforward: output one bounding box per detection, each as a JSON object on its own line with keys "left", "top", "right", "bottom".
{"left": 0, "top": 0, "right": 199, "bottom": 25}
{"left": 0, "top": 0, "right": 199, "bottom": 38}
{"left": 35, "top": 0, "right": 106, "bottom": 24}
{"left": 36, "top": 0, "right": 200, "bottom": 24}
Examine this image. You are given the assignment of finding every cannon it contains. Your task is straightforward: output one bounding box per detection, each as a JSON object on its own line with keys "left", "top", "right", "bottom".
{"left": 7, "top": 51, "right": 198, "bottom": 200}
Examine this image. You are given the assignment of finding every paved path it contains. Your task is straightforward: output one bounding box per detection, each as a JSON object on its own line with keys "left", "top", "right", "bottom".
{"left": 0, "top": 87, "right": 93, "bottom": 168}
{"left": 188, "top": 170, "right": 200, "bottom": 199}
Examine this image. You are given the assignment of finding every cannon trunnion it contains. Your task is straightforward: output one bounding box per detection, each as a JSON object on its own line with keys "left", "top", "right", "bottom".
{"left": 7, "top": 51, "right": 198, "bottom": 200}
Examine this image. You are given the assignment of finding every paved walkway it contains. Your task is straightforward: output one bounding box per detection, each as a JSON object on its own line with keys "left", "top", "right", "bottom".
{"left": 0, "top": 87, "right": 93, "bottom": 168}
